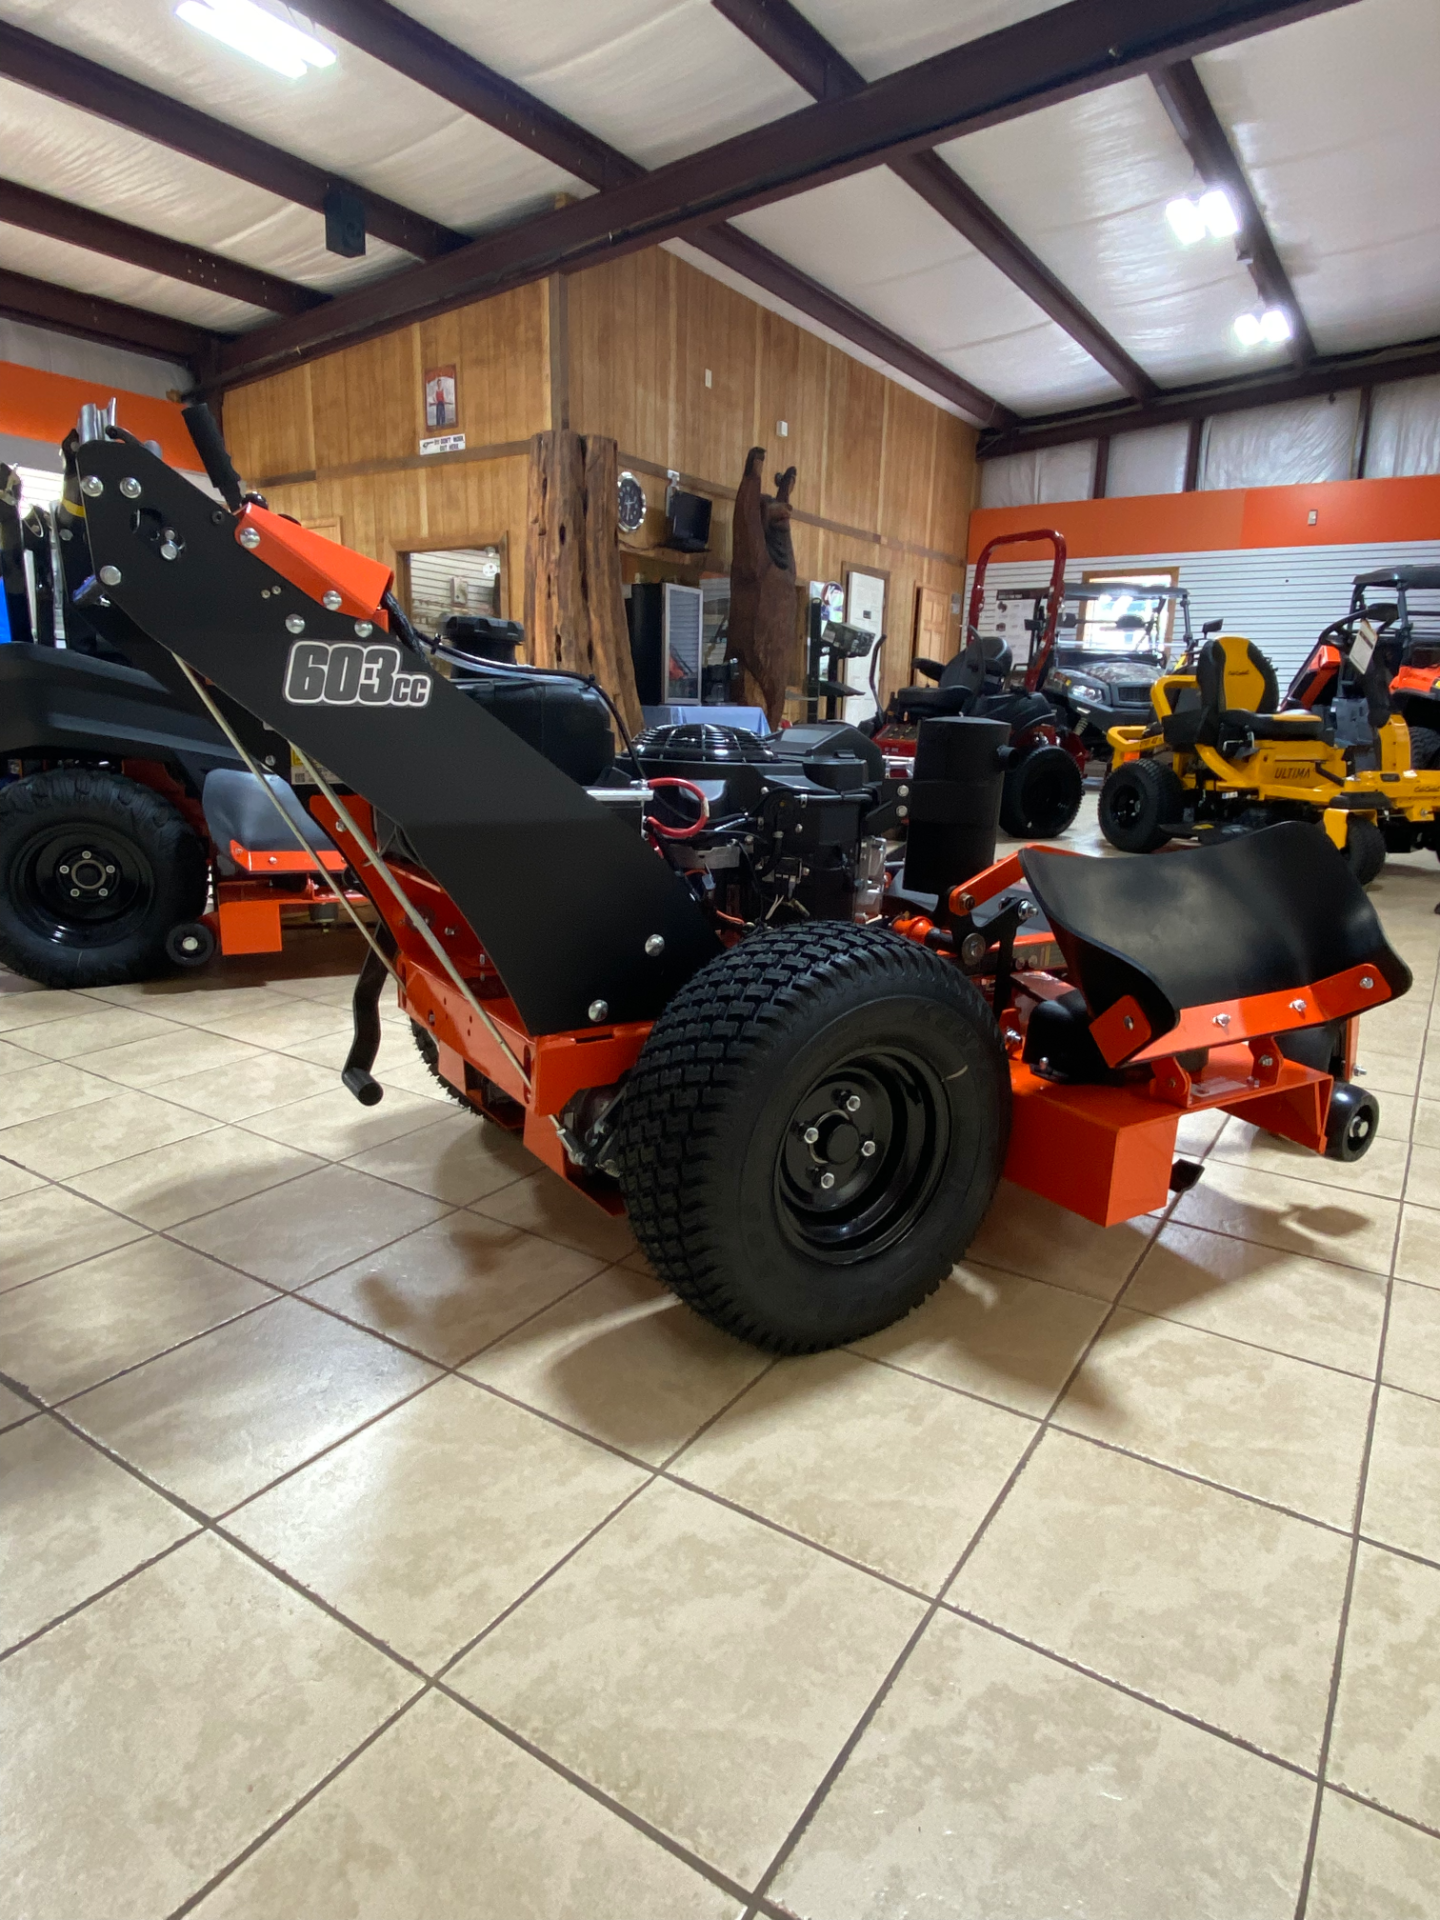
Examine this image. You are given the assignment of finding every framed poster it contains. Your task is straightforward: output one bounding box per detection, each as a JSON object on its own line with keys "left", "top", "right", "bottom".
{"left": 424, "top": 363, "right": 458, "bottom": 430}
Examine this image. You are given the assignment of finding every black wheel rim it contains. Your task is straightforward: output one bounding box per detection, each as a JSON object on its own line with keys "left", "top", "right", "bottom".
{"left": 1025, "top": 765, "right": 1079, "bottom": 836}
{"left": 775, "top": 1048, "right": 948, "bottom": 1265}
{"left": 8, "top": 822, "right": 156, "bottom": 951}
{"left": 1107, "top": 780, "right": 1144, "bottom": 829}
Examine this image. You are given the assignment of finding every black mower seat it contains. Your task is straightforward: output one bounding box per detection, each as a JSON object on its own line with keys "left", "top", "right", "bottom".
{"left": 203, "top": 771, "right": 338, "bottom": 866}
{"left": 891, "top": 634, "right": 1012, "bottom": 725}
{"left": 1019, "top": 823, "right": 1410, "bottom": 1050}
{"left": 1163, "top": 636, "right": 1324, "bottom": 749}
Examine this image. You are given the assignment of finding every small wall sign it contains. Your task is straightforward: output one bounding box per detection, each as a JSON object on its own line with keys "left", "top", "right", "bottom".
{"left": 419, "top": 432, "right": 466, "bottom": 455}
{"left": 423, "top": 363, "right": 458, "bottom": 430}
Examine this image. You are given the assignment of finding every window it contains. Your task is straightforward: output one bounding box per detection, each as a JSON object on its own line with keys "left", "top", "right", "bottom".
{"left": 1077, "top": 568, "right": 1180, "bottom": 657}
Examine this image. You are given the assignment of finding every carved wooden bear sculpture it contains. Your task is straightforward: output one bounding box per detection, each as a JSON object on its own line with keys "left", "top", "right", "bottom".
{"left": 729, "top": 446, "right": 798, "bottom": 726}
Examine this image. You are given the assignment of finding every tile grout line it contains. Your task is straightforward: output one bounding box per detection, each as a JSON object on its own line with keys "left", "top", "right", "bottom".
{"left": 737, "top": 1203, "right": 1179, "bottom": 1918}
{"left": 1325, "top": 1782, "right": 1440, "bottom": 1846}
{"left": 1291, "top": 934, "right": 1440, "bottom": 1917}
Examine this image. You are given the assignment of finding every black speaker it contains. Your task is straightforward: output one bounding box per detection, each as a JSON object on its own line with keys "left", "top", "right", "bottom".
{"left": 627, "top": 582, "right": 665, "bottom": 704}
{"left": 667, "top": 491, "right": 711, "bottom": 553}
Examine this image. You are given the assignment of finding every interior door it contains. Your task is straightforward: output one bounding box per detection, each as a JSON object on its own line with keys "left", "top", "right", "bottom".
{"left": 914, "top": 583, "right": 957, "bottom": 673}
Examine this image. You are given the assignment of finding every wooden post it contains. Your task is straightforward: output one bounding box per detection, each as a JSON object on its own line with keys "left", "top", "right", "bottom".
{"left": 524, "top": 429, "right": 644, "bottom": 736}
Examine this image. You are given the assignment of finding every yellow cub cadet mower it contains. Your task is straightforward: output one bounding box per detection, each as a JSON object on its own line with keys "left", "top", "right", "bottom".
{"left": 1100, "top": 632, "right": 1440, "bottom": 882}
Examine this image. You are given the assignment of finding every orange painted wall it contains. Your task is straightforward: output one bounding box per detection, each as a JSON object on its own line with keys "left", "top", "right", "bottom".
{"left": 0, "top": 361, "right": 196, "bottom": 469}
{"left": 968, "top": 473, "right": 1440, "bottom": 563}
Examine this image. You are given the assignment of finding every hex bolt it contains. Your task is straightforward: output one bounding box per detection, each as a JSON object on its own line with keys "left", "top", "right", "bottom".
{"left": 844, "top": 1094, "right": 861, "bottom": 1113}
{"left": 1122, "top": 1015, "right": 1134, "bottom": 1031}
{"left": 98, "top": 887, "right": 108, "bottom": 898}
{"left": 239, "top": 526, "right": 261, "bottom": 550}
{"left": 645, "top": 934, "right": 665, "bottom": 957}
{"left": 80, "top": 475, "right": 104, "bottom": 498}
{"left": 896, "top": 804, "right": 909, "bottom": 819}
{"left": 803, "top": 1126, "right": 820, "bottom": 1145}
{"left": 119, "top": 477, "right": 142, "bottom": 499}
{"left": 588, "top": 999, "right": 609, "bottom": 1023}
{"left": 354, "top": 620, "right": 373, "bottom": 638}
{"left": 1289, "top": 998, "right": 1307, "bottom": 1012}
{"left": 1213, "top": 1013, "right": 1231, "bottom": 1027}
{"left": 1260, "top": 1055, "right": 1274, "bottom": 1068}
{"left": 820, "top": 1171, "right": 836, "bottom": 1190}
{"left": 1359, "top": 975, "right": 1374, "bottom": 989}
{"left": 285, "top": 614, "right": 306, "bottom": 635}
{"left": 98, "top": 565, "right": 122, "bottom": 586}
{"left": 860, "top": 1139, "right": 877, "bottom": 1158}
{"left": 322, "top": 589, "right": 343, "bottom": 611}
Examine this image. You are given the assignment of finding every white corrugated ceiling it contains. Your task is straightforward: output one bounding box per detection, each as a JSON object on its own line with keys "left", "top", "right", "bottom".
{"left": 0, "top": 0, "right": 1433, "bottom": 425}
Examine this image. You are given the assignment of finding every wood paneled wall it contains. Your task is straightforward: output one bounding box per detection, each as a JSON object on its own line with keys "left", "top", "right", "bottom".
{"left": 222, "top": 249, "right": 977, "bottom": 702}
{"left": 568, "top": 251, "right": 977, "bottom": 704}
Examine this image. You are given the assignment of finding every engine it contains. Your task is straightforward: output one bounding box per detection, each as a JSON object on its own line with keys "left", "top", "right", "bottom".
{"left": 627, "top": 721, "right": 895, "bottom": 925}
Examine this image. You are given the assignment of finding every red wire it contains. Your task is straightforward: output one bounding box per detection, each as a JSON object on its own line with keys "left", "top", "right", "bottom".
{"left": 644, "top": 777, "right": 711, "bottom": 841}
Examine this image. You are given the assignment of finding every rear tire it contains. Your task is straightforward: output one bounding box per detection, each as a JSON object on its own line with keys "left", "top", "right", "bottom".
{"left": 616, "top": 922, "right": 1010, "bottom": 1353}
{"left": 1341, "top": 818, "right": 1386, "bottom": 887}
{"left": 0, "top": 769, "right": 207, "bottom": 988}
{"left": 1407, "top": 724, "right": 1440, "bottom": 771}
{"left": 1098, "top": 759, "right": 1186, "bottom": 853}
{"left": 999, "top": 744, "right": 1082, "bottom": 839}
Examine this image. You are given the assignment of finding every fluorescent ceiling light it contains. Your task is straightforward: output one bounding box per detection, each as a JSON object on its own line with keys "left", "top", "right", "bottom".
{"left": 1234, "top": 307, "right": 1291, "bottom": 347}
{"left": 1165, "top": 197, "right": 1208, "bottom": 245}
{"left": 1167, "top": 188, "right": 1240, "bottom": 245}
{"left": 1197, "top": 188, "right": 1240, "bottom": 238}
{"left": 176, "top": 1, "right": 335, "bottom": 78}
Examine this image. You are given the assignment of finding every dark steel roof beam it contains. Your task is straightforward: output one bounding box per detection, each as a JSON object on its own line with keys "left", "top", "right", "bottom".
{"left": 713, "top": 0, "right": 1156, "bottom": 401}
{"left": 211, "top": 0, "right": 1358, "bottom": 386}
{"left": 0, "top": 19, "right": 464, "bottom": 261}
{"left": 977, "top": 333, "right": 1440, "bottom": 455}
{"left": 1151, "top": 56, "right": 1315, "bottom": 362}
{"left": 0, "top": 179, "right": 325, "bottom": 318}
{"left": 0, "top": 266, "right": 223, "bottom": 367}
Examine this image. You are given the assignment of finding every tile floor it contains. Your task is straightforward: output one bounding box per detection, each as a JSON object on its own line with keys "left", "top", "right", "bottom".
{"left": 3, "top": 802, "right": 1440, "bottom": 1918}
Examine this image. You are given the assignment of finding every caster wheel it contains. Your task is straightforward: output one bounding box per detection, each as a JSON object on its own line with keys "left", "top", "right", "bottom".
{"left": 1324, "top": 1081, "right": 1380, "bottom": 1162}
{"left": 165, "top": 921, "right": 217, "bottom": 968}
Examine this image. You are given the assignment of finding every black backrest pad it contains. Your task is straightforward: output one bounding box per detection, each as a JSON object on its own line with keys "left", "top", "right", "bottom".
{"left": 1019, "top": 824, "right": 1410, "bottom": 1038}
{"left": 1195, "top": 635, "right": 1280, "bottom": 717}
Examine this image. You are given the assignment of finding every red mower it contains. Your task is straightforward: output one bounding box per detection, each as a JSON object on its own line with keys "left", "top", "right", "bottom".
{"left": 870, "top": 530, "right": 1087, "bottom": 839}
{"left": 64, "top": 408, "right": 1408, "bottom": 1354}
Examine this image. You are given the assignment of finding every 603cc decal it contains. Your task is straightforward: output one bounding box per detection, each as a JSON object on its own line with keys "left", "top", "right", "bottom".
{"left": 284, "top": 640, "right": 432, "bottom": 708}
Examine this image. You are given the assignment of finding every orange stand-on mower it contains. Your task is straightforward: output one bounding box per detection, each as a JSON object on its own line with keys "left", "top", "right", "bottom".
{"left": 870, "top": 530, "right": 1087, "bottom": 840}
{"left": 68, "top": 408, "right": 1410, "bottom": 1353}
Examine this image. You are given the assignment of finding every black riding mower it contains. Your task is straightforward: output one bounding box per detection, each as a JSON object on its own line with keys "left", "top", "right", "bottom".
{"left": 63, "top": 406, "right": 1408, "bottom": 1354}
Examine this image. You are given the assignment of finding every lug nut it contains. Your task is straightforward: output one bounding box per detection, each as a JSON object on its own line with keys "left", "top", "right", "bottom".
{"left": 59, "top": 864, "right": 69, "bottom": 875}
{"left": 104, "top": 865, "right": 114, "bottom": 876}
{"left": 860, "top": 1139, "right": 877, "bottom": 1158}
{"left": 803, "top": 1126, "right": 820, "bottom": 1145}
{"left": 820, "top": 1171, "right": 835, "bottom": 1190}
{"left": 239, "top": 527, "right": 261, "bottom": 550}
{"left": 70, "top": 888, "right": 80, "bottom": 898}
{"left": 844, "top": 1094, "right": 861, "bottom": 1113}
{"left": 98, "top": 887, "right": 108, "bottom": 897}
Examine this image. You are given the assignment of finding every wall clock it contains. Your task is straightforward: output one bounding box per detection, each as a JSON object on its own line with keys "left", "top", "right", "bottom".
{"left": 617, "top": 470, "right": 646, "bottom": 534}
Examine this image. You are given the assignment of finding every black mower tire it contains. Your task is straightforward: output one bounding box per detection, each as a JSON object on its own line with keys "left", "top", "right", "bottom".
{"left": 0, "top": 769, "right": 207, "bottom": 989}
{"left": 1098, "top": 759, "right": 1186, "bottom": 854}
{"left": 1341, "top": 818, "right": 1386, "bottom": 887}
{"left": 410, "top": 1019, "right": 478, "bottom": 1108}
{"left": 998, "top": 744, "right": 1083, "bottom": 839}
{"left": 615, "top": 921, "right": 1010, "bottom": 1353}
{"left": 1407, "top": 725, "right": 1440, "bottom": 772}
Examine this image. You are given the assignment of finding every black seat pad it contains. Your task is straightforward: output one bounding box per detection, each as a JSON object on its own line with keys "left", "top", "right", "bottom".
{"left": 975, "top": 690, "right": 1053, "bottom": 732}
{"left": 1019, "top": 823, "right": 1410, "bottom": 1043}
{"left": 1222, "top": 709, "right": 1325, "bottom": 741}
{"left": 203, "top": 771, "right": 337, "bottom": 858}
